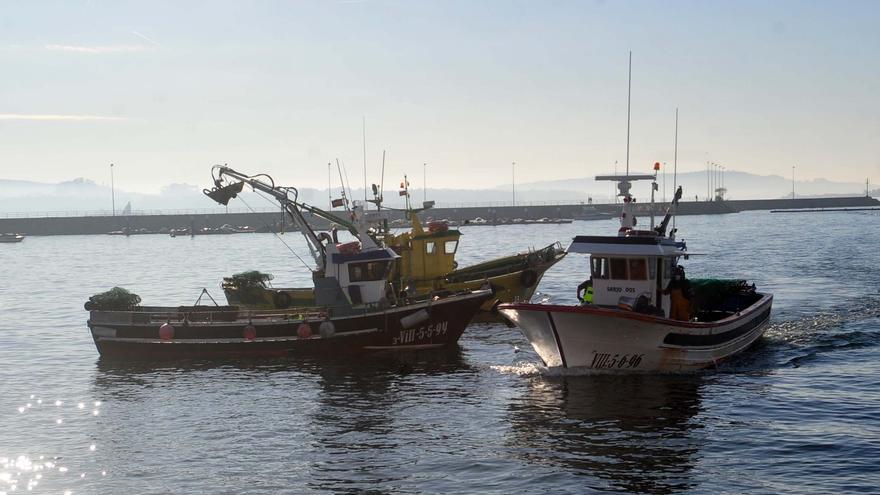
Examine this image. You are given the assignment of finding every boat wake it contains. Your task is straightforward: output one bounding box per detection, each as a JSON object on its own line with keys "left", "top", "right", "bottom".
{"left": 490, "top": 362, "right": 545, "bottom": 377}
{"left": 726, "top": 295, "right": 880, "bottom": 371}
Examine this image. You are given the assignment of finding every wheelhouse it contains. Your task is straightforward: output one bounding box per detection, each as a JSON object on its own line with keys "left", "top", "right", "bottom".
{"left": 569, "top": 233, "right": 686, "bottom": 318}
{"left": 384, "top": 212, "right": 461, "bottom": 287}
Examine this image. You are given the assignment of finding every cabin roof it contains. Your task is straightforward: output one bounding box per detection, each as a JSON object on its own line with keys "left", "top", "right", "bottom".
{"left": 331, "top": 249, "right": 398, "bottom": 264}
{"left": 411, "top": 229, "right": 461, "bottom": 241}
{"left": 567, "top": 235, "right": 685, "bottom": 257}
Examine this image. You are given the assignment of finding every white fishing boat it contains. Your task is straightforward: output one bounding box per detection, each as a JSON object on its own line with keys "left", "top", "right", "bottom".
{"left": 498, "top": 172, "right": 773, "bottom": 372}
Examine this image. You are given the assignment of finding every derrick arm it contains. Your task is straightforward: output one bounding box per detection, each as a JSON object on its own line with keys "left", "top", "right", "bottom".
{"left": 295, "top": 202, "right": 359, "bottom": 237}
{"left": 655, "top": 185, "right": 683, "bottom": 237}
{"left": 205, "top": 165, "right": 329, "bottom": 270}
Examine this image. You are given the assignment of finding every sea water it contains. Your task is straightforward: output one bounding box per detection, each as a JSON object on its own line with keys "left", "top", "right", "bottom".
{"left": 0, "top": 210, "right": 877, "bottom": 494}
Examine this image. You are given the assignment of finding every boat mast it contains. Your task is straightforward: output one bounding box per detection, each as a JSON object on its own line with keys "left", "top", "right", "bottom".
{"left": 673, "top": 108, "right": 679, "bottom": 233}
{"left": 625, "top": 51, "right": 632, "bottom": 178}
{"left": 363, "top": 116, "right": 368, "bottom": 208}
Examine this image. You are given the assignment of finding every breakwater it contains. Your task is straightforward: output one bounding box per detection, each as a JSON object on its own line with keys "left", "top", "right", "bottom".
{"left": 1, "top": 196, "right": 876, "bottom": 236}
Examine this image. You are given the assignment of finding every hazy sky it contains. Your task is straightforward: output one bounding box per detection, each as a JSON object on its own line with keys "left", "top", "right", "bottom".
{"left": 1, "top": 0, "right": 878, "bottom": 193}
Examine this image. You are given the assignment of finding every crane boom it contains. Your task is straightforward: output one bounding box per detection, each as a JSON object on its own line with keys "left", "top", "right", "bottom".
{"left": 205, "top": 165, "right": 365, "bottom": 271}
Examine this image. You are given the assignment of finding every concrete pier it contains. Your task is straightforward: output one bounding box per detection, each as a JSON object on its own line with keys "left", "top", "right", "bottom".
{"left": 0, "top": 196, "right": 876, "bottom": 236}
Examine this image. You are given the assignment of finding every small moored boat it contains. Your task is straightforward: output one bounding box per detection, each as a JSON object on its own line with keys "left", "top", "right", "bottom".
{"left": 0, "top": 233, "right": 25, "bottom": 243}
{"left": 498, "top": 171, "right": 773, "bottom": 372}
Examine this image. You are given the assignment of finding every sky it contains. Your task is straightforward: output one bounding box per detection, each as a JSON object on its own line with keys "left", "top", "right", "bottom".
{"left": 1, "top": 0, "right": 878, "bottom": 194}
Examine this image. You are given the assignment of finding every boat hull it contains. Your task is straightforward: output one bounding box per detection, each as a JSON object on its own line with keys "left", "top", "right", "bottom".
{"left": 223, "top": 244, "right": 565, "bottom": 322}
{"left": 88, "top": 290, "right": 491, "bottom": 361}
{"left": 498, "top": 293, "right": 773, "bottom": 372}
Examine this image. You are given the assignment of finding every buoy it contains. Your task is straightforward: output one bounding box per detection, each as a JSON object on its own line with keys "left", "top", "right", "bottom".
{"left": 297, "top": 323, "right": 312, "bottom": 339}
{"left": 427, "top": 220, "right": 448, "bottom": 233}
{"left": 335, "top": 242, "right": 360, "bottom": 255}
{"left": 243, "top": 325, "right": 257, "bottom": 341}
{"left": 319, "top": 320, "right": 335, "bottom": 339}
{"left": 158, "top": 323, "right": 175, "bottom": 341}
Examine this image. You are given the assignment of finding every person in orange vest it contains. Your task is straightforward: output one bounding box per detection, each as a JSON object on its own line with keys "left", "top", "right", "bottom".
{"left": 664, "top": 266, "right": 693, "bottom": 320}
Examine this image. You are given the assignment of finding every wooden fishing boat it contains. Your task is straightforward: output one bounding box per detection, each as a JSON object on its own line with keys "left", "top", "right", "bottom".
{"left": 86, "top": 165, "right": 492, "bottom": 360}
{"left": 88, "top": 291, "right": 490, "bottom": 361}
{"left": 498, "top": 171, "right": 773, "bottom": 372}
{"left": 222, "top": 178, "right": 564, "bottom": 321}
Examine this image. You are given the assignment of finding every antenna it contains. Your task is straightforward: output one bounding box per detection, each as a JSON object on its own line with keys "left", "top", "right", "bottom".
{"left": 336, "top": 159, "right": 350, "bottom": 213}
{"left": 625, "top": 51, "right": 632, "bottom": 177}
{"left": 380, "top": 150, "right": 386, "bottom": 205}
{"left": 362, "top": 116, "right": 368, "bottom": 208}
{"left": 328, "top": 162, "right": 332, "bottom": 210}
{"left": 673, "top": 108, "right": 679, "bottom": 232}
{"left": 341, "top": 159, "right": 353, "bottom": 206}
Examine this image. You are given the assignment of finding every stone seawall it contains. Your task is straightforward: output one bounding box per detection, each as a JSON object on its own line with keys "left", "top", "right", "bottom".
{"left": 1, "top": 196, "right": 876, "bottom": 236}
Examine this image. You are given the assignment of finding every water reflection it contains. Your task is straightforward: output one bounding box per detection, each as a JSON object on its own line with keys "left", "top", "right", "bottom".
{"left": 507, "top": 374, "right": 705, "bottom": 494}
{"left": 89, "top": 348, "right": 474, "bottom": 494}
{"left": 304, "top": 347, "right": 475, "bottom": 493}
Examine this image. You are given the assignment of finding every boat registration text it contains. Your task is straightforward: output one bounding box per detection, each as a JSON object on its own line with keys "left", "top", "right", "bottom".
{"left": 393, "top": 321, "right": 449, "bottom": 345}
{"left": 590, "top": 352, "right": 645, "bottom": 369}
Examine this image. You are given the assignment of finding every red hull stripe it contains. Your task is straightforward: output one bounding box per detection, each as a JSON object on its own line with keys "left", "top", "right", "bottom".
{"left": 499, "top": 293, "right": 773, "bottom": 329}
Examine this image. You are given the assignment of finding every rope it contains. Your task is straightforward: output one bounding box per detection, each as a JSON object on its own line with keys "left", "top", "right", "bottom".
{"left": 237, "top": 194, "right": 314, "bottom": 272}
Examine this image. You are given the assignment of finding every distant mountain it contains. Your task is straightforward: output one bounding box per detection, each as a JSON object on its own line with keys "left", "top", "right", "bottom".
{"left": 0, "top": 171, "right": 872, "bottom": 213}
{"left": 506, "top": 170, "right": 869, "bottom": 202}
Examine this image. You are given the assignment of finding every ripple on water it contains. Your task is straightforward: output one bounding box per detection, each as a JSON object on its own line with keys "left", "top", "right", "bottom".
{"left": 0, "top": 215, "right": 879, "bottom": 493}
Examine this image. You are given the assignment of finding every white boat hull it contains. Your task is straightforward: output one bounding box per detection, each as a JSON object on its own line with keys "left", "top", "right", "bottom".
{"left": 498, "top": 293, "right": 772, "bottom": 372}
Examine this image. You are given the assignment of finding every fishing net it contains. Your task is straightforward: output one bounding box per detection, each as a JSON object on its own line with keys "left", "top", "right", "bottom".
{"left": 84, "top": 287, "right": 142, "bottom": 311}
{"left": 689, "top": 278, "right": 756, "bottom": 311}
{"left": 224, "top": 270, "right": 274, "bottom": 288}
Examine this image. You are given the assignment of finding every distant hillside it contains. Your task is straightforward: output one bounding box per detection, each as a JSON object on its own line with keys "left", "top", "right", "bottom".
{"left": 0, "top": 171, "right": 871, "bottom": 213}
{"left": 506, "top": 170, "right": 869, "bottom": 202}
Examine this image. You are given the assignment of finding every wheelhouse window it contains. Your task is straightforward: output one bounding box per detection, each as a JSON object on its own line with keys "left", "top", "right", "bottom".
{"left": 609, "top": 257, "right": 628, "bottom": 280}
{"left": 425, "top": 241, "right": 436, "bottom": 254}
{"left": 444, "top": 240, "right": 458, "bottom": 254}
{"left": 664, "top": 258, "right": 675, "bottom": 279}
{"left": 348, "top": 261, "right": 389, "bottom": 282}
{"left": 628, "top": 258, "right": 648, "bottom": 280}
{"left": 591, "top": 257, "right": 609, "bottom": 279}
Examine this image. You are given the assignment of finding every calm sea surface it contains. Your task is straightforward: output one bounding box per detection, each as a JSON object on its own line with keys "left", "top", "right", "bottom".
{"left": 1, "top": 210, "right": 878, "bottom": 494}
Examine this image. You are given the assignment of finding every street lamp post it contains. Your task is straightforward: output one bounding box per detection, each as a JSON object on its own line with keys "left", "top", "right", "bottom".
{"left": 512, "top": 161, "right": 516, "bottom": 206}
{"left": 110, "top": 163, "right": 116, "bottom": 216}
{"left": 423, "top": 162, "right": 427, "bottom": 203}
{"left": 706, "top": 161, "right": 710, "bottom": 201}
{"left": 792, "top": 165, "right": 796, "bottom": 200}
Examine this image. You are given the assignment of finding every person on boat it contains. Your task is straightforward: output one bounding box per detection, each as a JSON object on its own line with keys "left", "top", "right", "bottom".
{"left": 664, "top": 266, "right": 693, "bottom": 320}
{"left": 577, "top": 277, "right": 594, "bottom": 305}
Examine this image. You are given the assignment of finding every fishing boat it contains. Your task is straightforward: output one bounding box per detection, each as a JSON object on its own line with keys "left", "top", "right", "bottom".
{"left": 222, "top": 176, "right": 565, "bottom": 321}
{"left": 0, "top": 233, "right": 25, "bottom": 243}
{"left": 498, "top": 171, "right": 773, "bottom": 372}
{"left": 85, "top": 165, "right": 492, "bottom": 360}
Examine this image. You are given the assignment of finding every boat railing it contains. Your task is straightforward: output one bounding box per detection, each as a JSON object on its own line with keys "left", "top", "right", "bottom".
{"left": 89, "top": 306, "right": 329, "bottom": 325}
